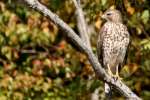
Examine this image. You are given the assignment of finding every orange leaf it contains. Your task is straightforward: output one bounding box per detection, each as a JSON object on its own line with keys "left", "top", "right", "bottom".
{"left": 127, "top": 6, "right": 135, "bottom": 15}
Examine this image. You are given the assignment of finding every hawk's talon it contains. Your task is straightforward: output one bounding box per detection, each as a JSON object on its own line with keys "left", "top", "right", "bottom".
{"left": 113, "top": 74, "right": 122, "bottom": 81}
{"left": 107, "top": 65, "right": 122, "bottom": 81}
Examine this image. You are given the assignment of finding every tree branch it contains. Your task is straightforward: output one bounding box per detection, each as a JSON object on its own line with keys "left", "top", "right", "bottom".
{"left": 72, "top": 0, "right": 91, "bottom": 49}
{"left": 23, "top": 0, "right": 141, "bottom": 99}
{"left": 72, "top": 1, "right": 99, "bottom": 98}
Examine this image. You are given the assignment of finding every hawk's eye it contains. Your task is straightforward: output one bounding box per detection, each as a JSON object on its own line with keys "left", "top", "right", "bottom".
{"left": 106, "top": 13, "right": 111, "bottom": 16}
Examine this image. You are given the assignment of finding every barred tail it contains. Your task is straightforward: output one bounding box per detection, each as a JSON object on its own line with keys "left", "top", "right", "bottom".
{"left": 105, "top": 83, "right": 112, "bottom": 100}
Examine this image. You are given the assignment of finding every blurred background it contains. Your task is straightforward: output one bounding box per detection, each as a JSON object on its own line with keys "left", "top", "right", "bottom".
{"left": 0, "top": 0, "right": 149, "bottom": 100}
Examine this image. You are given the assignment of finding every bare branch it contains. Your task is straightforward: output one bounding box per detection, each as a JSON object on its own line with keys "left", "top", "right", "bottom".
{"left": 72, "top": 0, "right": 91, "bottom": 49}
{"left": 23, "top": 0, "right": 141, "bottom": 99}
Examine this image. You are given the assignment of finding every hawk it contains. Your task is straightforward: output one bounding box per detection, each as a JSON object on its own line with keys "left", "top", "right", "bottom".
{"left": 97, "top": 9, "right": 130, "bottom": 95}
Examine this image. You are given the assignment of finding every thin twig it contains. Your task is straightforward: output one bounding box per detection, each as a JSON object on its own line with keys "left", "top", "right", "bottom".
{"left": 22, "top": 0, "right": 141, "bottom": 99}
{"left": 72, "top": 0, "right": 91, "bottom": 50}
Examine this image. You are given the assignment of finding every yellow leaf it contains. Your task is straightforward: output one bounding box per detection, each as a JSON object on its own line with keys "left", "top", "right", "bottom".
{"left": 109, "top": 5, "right": 116, "bottom": 10}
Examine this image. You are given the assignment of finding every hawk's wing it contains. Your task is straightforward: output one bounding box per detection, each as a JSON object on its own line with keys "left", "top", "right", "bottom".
{"left": 121, "top": 28, "right": 131, "bottom": 67}
{"left": 97, "top": 26, "right": 106, "bottom": 66}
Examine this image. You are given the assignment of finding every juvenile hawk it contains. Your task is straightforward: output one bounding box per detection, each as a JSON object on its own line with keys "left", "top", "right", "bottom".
{"left": 97, "top": 9, "right": 130, "bottom": 94}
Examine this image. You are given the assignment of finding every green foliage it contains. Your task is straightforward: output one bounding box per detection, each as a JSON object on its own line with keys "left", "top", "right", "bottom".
{"left": 0, "top": 0, "right": 149, "bottom": 99}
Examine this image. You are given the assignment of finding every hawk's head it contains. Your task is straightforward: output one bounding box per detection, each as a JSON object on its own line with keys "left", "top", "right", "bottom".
{"left": 101, "top": 9, "right": 122, "bottom": 23}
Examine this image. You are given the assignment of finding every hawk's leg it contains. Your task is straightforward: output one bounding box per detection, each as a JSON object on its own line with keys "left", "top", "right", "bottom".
{"left": 107, "top": 64, "right": 114, "bottom": 77}
{"left": 107, "top": 64, "right": 122, "bottom": 80}
{"left": 114, "top": 65, "right": 122, "bottom": 80}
